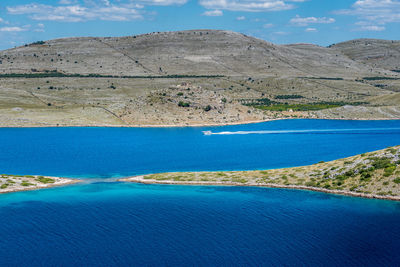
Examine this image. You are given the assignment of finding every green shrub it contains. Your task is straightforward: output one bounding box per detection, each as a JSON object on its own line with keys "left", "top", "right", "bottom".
{"left": 178, "top": 101, "right": 190, "bottom": 107}
{"left": 0, "top": 184, "right": 8, "bottom": 189}
{"left": 232, "top": 178, "right": 247, "bottom": 183}
{"left": 371, "top": 157, "right": 392, "bottom": 169}
{"left": 384, "top": 166, "right": 396, "bottom": 177}
{"left": 344, "top": 170, "right": 356, "bottom": 177}
{"left": 323, "top": 184, "right": 331, "bottom": 189}
{"left": 349, "top": 185, "right": 358, "bottom": 191}
{"left": 36, "top": 177, "right": 55, "bottom": 184}
{"left": 305, "top": 181, "right": 317, "bottom": 187}
{"left": 360, "top": 172, "right": 372, "bottom": 181}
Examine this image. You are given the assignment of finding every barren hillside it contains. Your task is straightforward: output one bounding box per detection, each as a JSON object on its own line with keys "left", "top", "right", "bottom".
{"left": 331, "top": 39, "right": 400, "bottom": 72}
{"left": 0, "top": 30, "right": 398, "bottom": 127}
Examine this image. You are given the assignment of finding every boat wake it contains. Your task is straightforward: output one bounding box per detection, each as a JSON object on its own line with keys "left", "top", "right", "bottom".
{"left": 202, "top": 128, "right": 400, "bottom": 135}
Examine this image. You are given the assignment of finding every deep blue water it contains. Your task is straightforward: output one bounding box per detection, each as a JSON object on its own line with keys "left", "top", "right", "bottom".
{"left": 0, "top": 119, "right": 400, "bottom": 178}
{"left": 1, "top": 183, "right": 400, "bottom": 266}
{"left": 1, "top": 119, "right": 400, "bottom": 266}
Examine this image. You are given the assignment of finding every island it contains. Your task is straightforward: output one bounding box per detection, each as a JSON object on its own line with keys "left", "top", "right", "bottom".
{"left": 120, "top": 146, "right": 400, "bottom": 201}
{"left": 0, "top": 174, "right": 79, "bottom": 194}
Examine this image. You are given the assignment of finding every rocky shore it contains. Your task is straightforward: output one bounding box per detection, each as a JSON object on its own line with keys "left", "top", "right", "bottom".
{"left": 120, "top": 146, "right": 400, "bottom": 201}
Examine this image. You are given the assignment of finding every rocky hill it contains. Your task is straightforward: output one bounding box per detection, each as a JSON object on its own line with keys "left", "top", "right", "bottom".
{"left": 331, "top": 39, "right": 400, "bottom": 72}
{"left": 0, "top": 30, "right": 394, "bottom": 78}
{"left": 0, "top": 30, "right": 399, "bottom": 127}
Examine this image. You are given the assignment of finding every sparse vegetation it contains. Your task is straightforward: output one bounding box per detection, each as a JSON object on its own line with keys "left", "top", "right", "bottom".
{"left": 362, "top": 76, "right": 399, "bottom": 81}
{"left": 0, "top": 72, "right": 225, "bottom": 79}
{"left": 252, "top": 103, "right": 344, "bottom": 111}
{"left": 274, "top": 95, "right": 304, "bottom": 99}
{"left": 300, "top": 77, "right": 344, "bottom": 81}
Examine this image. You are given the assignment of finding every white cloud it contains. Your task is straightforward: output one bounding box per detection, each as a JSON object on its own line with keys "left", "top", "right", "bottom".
{"left": 0, "top": 26, "right": 28, "bottom": 32}
{"left": 199, "top": 0, "right": 306, "bottom": 12}
{"left": 0, "top": 18, "right": 3, "bottom": 23}
{"left": 7, "top": 3, "right": 144, "bottom": 22}
{"left": 236, "top": 16, "right": 246, "bottom": 20}
{"left": 335, "top": 0, "right": 400, "bottom": 29}
{"left": 305, "top": 27, "right": 317, "bottom": 32}
{"left": 202, "top": 9, "right": 223, "bottom": 16}
{"left": 290, "top": 15, "right": 335, "bottom": 26}
{"left": 273, "top": 31, "right": 289, "bottom": 35}
{"left": 359, "top": 25, "right": 385, "bottom": 31}
{"left": 263, "top": 23, "right": 273, "bottom": 28}
{"left": 6, "top": 0, "right": 187, "bottom": 23}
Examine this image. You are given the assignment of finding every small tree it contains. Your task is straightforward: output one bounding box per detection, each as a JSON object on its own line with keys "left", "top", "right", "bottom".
{"left": 203, "top": 105, "right": 212, "bottom": 112}
{"left": 178, "top": 101, "right": 190, "bottom": 107}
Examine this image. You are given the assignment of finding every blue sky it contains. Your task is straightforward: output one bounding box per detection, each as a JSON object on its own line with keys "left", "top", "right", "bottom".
{"left": 0, "top": 0, "right": 399, "bottom": 49}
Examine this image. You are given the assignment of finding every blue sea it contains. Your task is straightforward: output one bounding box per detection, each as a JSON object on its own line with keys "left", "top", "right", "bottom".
{"left": 1, "top": 119, "right": 400, "bottom": 266}
{"left": 1, "top": 119, "right": 400, "bottom": 178}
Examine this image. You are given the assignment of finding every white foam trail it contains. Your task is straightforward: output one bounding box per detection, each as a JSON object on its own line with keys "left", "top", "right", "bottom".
{"left": 203, "top": 128, "right": 400, "bottom": 135}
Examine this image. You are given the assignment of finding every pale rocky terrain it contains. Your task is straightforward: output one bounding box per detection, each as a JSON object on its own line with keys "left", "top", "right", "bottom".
{"left": 121, "top": 146, "right": 400, "bottom": 201}
{"left": 0, "top": 30, "right": 399, "bottom": 127}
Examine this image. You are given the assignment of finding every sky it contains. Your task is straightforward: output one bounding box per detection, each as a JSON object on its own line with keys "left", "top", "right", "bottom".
{"left": 0, "top": 0, "right": 399, "bottom": 49}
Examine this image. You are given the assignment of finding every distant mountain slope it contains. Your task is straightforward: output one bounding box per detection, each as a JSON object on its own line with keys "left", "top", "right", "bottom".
{"left": 331, "top": 39, "right": 400, "bottom": 72}
{"left": 0, "top": 30, "right": 393, "bottom": 78}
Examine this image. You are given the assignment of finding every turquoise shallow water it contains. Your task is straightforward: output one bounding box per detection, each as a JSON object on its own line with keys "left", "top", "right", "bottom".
{"left": 1, "top": 119, "right": 400, "bottom": 266}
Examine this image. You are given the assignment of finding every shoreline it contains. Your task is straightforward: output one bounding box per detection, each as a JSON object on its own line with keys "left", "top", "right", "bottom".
{"left": 0, "top": 117, "right": 399, "bottom": 128}
{"left": 119, "top": 145, "right": 400, "bottom": 202}
{"left": 119, "top": 176, "right": 400, "bottom": 201}
{"left": 1, "top": 173, "right": 398, "bottom": 201}
{"left": 0, "top": 131, "right": 398, "bottom": 200}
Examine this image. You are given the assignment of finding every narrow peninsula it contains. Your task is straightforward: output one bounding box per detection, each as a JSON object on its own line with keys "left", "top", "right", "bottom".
{"left": 0, "top": 174, "right": 79, "bottom": 194}
{"left": 120, "top": 146, "right": 400, "bottom": 201}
